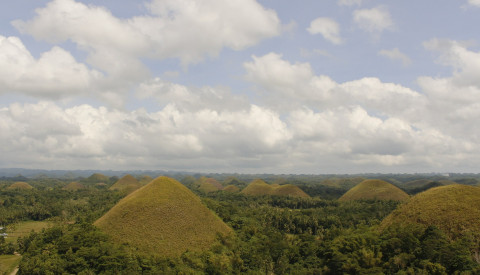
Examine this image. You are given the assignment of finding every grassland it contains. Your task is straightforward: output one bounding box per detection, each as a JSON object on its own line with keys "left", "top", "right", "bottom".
{"left": 339, "top": 179, "right": 410, "bottom": 202}
{"left": 5, "top": 221, "right": 53, "bottom": 244}
{"left": 95, "top": 176, "right": 232, "bottom": 258}
{"left": 0, "top": 254, "right": 21, "bottom": 275}
{"left": 380, "top": 184, "right": 480, "bottom": 240}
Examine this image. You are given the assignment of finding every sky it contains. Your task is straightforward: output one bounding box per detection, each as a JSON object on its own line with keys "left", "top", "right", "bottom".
{"left": 1, "top": 0, "right": 480, "bottom": 174}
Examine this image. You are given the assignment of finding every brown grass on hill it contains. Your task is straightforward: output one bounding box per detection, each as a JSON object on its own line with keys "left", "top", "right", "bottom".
{"left": 223, "top": 185, "right": 240, "bottom": 193}
{"left": 94, "top": 176, "right": 232, "bottom": 258}
{"left": 241, "top": 179, "right": 310, "bottom": 198}
{"left": 379, "top": 184, "right": 480, "bottom": 241}
{"left": 109, "top": 174, "right": 142, "bottom": 194}
{"left": 62, "top": 182, "right": 85, "bottom": 191}
{"left": 87, "top": 173, "right": 109, "bottom": 183}
{"left": 273, "top": 184, "right": 309, "bottom": 198}
{"left": 339, "top": 179, "right": 409, "bottom": 202}
{"left": 7, "top": 181, "right": 33, "bottom": 190}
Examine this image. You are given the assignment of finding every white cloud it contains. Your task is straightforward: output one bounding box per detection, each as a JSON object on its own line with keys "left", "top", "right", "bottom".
{"left": 0, "top": 35, "right": 102, "bottom": 98}
{"left": 136, "top": 78, "right": 250, "bottom": 112}
{"left": 0, "top": 101, "right": 291, "bottom": 170}
{"left": 241, "top": 52, "right": 480, "bottom": 171}
{"left": 353, "top": 6, "right": 393, "bottom": 34}
{"left": 244, "top": 52, "right": 422, "bottom": 117}
{"left": 307, "top": 17, "right": 343, "bottom": 45}
{"left": 417, "top": 39, "right": 480, "bottom": 138}
{"left": 338, "top": 0, "right": 362, "bottom": 7}
{"left": 13, "top": 0, "right": 281, "bottom": 67}
{"left": 378, "top": 48, "right": 412, "bottom": 66}
{"left": 467, "top": 0, "right": 480, "bottom": 7}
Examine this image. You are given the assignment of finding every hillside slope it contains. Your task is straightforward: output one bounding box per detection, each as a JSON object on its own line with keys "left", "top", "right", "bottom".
{"left": 379, "top": 184, "right": 480, "bottom": 240}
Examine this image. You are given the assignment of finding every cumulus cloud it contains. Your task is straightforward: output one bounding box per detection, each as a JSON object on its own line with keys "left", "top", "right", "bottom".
{"left": 417, "top": 39, "right": 480, "bottom": 137}
{"left": 136, "top": 78, "right": 250, "bottom": 112}
{"left": 378, "top": 48, "right": 412, "bottom": 66}
{"left": 0, "top": 101, "right": 291, "bottom": 170}
{"left": 13, "top": 0, "right": 281, "bottom": 67}
{"left": 241, "top": 52, "right": 480, "bottom": 171}
{"left": 243, "top": 52, "right": 422, "bottom": 118}
{"left": 0, "top": 35, "right": 102, "bottom": 98}
{"left": 353, "top": 6, "right": 393, "bottom": 34}
{"left": 307, "top": 17, "right": 343, "bottom": 44}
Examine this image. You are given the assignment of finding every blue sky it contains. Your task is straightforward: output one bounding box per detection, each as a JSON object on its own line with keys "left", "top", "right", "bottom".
{"left": 1, "top": 0, "right": 480, "bottom": 173}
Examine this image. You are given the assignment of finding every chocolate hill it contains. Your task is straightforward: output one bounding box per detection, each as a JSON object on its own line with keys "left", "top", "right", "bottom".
{"left": 339, "top": 179, "right": 409, "bottom": 202}
{"left": 94, "top": 176, "right": 232, "bottom": 257}
{"left": 7, "top": 181, "right": 33, "bottom": 190}
{"left": 241, "top": 179, "right": 309, "bottom": 198}
{"left": 109, "top": 174, "right": 142, "bottom": 194}
{"left": 380, "top": 184, "right": 480, "bottom": 240}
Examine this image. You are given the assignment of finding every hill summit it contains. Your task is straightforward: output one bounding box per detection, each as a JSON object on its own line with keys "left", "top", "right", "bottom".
{"left": 109, "top": 174, "right": 142, "bottom": 194}
{"left": 380, "top": 184, "right": 480, "bottom": 240}
{"left": 94, "top": 176, "right": 232, "bottom": 257}
{"left": 241, "top": 179, "right": 309, "bottom": 198}
{"left": 339, "top": 179, "right": 409, "bottom": 201}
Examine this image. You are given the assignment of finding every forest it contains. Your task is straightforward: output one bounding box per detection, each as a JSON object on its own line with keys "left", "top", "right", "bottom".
{"left": 1, "top": 172, "right": 480, "bottom": 274}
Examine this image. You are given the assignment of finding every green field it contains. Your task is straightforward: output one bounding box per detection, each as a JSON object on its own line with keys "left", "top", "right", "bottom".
{"left": 0, "top": 254, "right": 21, "bottom": 275}
{"left": 5, "top": 221, "right": 53, "bottom": 243}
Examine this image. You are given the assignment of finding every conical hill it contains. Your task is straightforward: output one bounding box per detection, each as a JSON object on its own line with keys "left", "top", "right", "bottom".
{"left": 87, "top": 173, "right": 109, "bottom": 183}
{"left": 241, "top": 179, "right": 310, "bottom": 198}
{"left": 339, "top": 179, "right": 409, "bottom": 202}
{"left": 62, "top": 182, "right": 85, "bottom": 191}
{"left": 94, "top": 176, "right": 232, "bottom": 257}
{"left": 273, "top": 184, "right": 309, "bottom": 198}
{"left": 241, "top": 179, "right": 275, "bottom": 196}
{"left": 7, "top": 181, "right": 33, "bottom": 190}
{"left": 379, "top": 184, "right": 480, "bottom": 240}
{"left": 109, "top": 174, "right": 142, "bottom": 194}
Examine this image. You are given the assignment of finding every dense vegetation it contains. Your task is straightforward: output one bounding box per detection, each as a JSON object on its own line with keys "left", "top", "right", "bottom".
{"left": 0, "top": 174, "right": 479, "bottom": 274}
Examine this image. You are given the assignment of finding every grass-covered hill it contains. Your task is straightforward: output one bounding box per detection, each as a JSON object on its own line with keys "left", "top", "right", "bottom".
{"left": 86, "top": 173, "right": 110, "bottom": 183}
{"left": 197, "top": 177, "right": 224, "bottom": 193}
{"left": 241, "top": 179, "right": 309, "bottom": 198}
{"left": 223, "top": 185, "right": 240, "bottom": 193}
{"left": 94, "top": 176, "right": 232, "bottom": 258}
{"left": 62, "top": 182, "right": 85, "bottom": 191}
{"left": 7, "top": 181, "right": 33, "bottom": 190}
{"left": 379, "top": 184, "right": 480, "bottom": 240}
{"left": 109, "top": 174, "right": 142, "bottom": 194}
{"left": 339, "top": 179, "right": 410, "bottom": 202}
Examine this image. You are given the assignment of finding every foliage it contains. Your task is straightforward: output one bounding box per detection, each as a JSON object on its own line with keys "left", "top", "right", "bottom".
{"left": 2, "top": 175, "right": 480, "bottom": 274}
